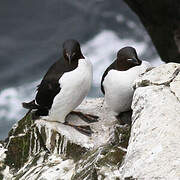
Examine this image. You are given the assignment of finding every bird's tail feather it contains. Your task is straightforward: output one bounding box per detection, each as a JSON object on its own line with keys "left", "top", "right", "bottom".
{"left": 22, "top": 100, "right": 39, "bottom": 109}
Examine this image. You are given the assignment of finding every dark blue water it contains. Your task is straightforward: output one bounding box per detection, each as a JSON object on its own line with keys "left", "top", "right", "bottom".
{"left": 0, "top": 0, "right": 160, "bottom": 140}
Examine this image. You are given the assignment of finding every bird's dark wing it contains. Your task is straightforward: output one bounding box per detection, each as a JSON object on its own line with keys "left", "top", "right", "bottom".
{"left": 36, "top": 79, "right": 61, "bottom": 109}
{"left": 36, "top": 58, "right": 78, "bottom": 109}
{"left": 101, "top": 61, "right": 116, "bottom": 94}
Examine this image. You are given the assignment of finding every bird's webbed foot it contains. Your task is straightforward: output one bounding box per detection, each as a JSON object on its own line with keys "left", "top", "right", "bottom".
{"left": 63, "top": 122, "right": 93, "bottom": 136}
{"left": 70, "top": 111, "right": 99, "bottom": 123}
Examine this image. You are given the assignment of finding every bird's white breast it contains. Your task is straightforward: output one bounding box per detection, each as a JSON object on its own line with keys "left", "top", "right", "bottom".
{"left": 49, "top": 58, "right": 93, "bottom": 122}
{"left": 103, "top": 61, "right": 151, "bottom": 114}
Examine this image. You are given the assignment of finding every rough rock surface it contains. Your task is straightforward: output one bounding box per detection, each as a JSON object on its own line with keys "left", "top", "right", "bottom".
{"left": 1, "top": 98, "right": 130, "bottom": 179}
{"left": 2, "top": 63, "right": 180, "bottom": 179}
{"left": 120, "top": 63, "right": 180, "bottom": 179}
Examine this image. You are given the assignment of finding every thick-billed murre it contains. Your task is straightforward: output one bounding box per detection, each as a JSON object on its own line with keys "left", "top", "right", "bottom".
{"left": 23, "top": 39, "right": 98, "bottom": 136}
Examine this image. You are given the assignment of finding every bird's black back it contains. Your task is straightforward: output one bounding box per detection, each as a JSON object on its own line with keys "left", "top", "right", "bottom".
{"left": 101, "top": 61, "right": 116, "bottom": 94}
{"left": 36, "top": 57, "right": 78, "bottom": 110}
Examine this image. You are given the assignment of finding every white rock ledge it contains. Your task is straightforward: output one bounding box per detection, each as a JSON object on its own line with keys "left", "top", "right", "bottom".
{"left": 121, "top": 63, "right": 180, "bottom": 179}
{"left": 36, "top": 97, "right": 117, "bottom": 149}
{"left": 3, "top": 97, "right": 129, "bottom": 179}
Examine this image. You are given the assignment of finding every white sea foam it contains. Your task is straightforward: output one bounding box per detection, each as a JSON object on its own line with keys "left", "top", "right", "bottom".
{"left": 0, "top": 81, "right": 38, "bottom": 123}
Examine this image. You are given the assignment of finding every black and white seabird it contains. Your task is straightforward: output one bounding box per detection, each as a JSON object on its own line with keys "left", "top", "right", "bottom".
{"left": 23, "top": 39, "right": 98, "bottom": 136}
{"left": 101, "top": 47, "right": 151, "bottom": 120}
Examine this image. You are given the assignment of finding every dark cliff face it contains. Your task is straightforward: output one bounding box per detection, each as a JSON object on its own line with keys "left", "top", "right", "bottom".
{"left": 123, "top": 0, "right": 180, "bottom": 63}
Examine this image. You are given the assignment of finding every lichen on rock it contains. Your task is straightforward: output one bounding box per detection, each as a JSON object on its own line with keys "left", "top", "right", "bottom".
{"left": 72, "top": 143, "right": 126, "bottom": 180}
{"left": 1, "top": 98, "right": 131, "bottom": 179}
{"left": 2, "top": 63, "right": 180, "bottom": 179}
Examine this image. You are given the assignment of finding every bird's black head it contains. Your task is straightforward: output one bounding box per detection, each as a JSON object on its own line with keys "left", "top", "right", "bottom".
{"left": 116, "top": 47, "right": 142, "bottom": 70}
{"left": 63, "top": 39, "right": 84, "bottom": 64}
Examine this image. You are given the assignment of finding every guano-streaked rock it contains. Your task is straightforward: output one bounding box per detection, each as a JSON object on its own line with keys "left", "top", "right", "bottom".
{"left": 3, "top": 63, "right": 180, "bottom": 179}
{"left": 120, "top": 63, "right": 180, "bottom": 179}
{"left": 1, "top": 98, "right": 130, "bottom": 179}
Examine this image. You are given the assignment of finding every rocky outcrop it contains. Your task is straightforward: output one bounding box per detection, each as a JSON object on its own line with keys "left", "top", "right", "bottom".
{"left": 120, "top": 63, "right": 180, "bottom": 179}
{"left": 1, "top": 63, "right": 180, "bottom": 179}
{"left": 1, "top": 98, "right": 130, "bottom": 179}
